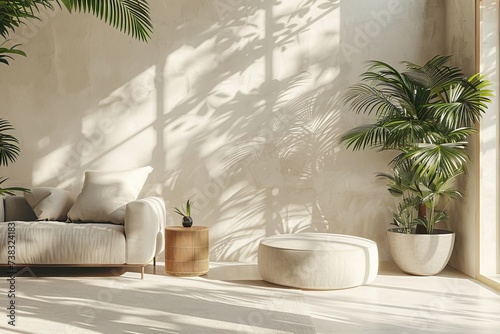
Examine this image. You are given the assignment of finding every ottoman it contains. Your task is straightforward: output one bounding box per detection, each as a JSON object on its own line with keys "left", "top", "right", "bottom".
{"left": 258, "top": 233, "right": 378, "bottom": 290}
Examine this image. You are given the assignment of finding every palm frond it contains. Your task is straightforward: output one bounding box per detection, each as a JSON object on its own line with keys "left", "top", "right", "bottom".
{"left": 441, "top": 127, "right": 477, "bottom": 142}
{"left": 384, "top": 119, "right": 435, "bottom": 145}
{"left": 343, "top": 83, "right": 403, "bottom": 117}
{"left": 407, "top": 142, "right": 470, "bottom": 178}
{"left": 403, "top": 55, "right": 464, "bottom": 91}
{"left": 0, "top": 177, "right": 30, "bottom": 196}
{"left": 345, "top": 60, "right": 418, "bottom": 119}
{"left": 0, "top": 1, "right": 56, "bottom": 64}
{"left": 434, "top": 74, "right": 492, "bottom": 128}
{"left": 61, "top": 0, "right": 152, "bottom": 41}
{"left": 0, "top": 41, "right": 26, "bottom": 65}
{"left": 0, "top": 0, "right": 152, "bottom": 65}
{"left": 0, "top": 118, "right": 21, "bottom": 166}
{"left": 364, "top": 60, "right": 411, "bottom": 95}
{"left": 340, "top": 124, "right": 390, "bottom": 151}
{"left": 0, "top": 0, "right": 55, "bottom": 38}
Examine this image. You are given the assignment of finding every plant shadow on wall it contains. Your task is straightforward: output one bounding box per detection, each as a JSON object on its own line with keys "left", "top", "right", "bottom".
{"left": 340, "top": 55, "right": 492, "bottom": 275}
{"left": 3, "top": 0, "right": 345, "bottom": 261}
{"left": 210, "top": 77, "right": 342, "bottom": 261}
{"left": 156, "top": 0, "right": 342, "bottom": 261}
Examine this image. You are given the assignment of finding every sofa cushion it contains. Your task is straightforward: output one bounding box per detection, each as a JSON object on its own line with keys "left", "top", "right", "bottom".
{"left": 0, "top": 221, "right": 126, "bottom": 264}
{"left": 24, "top": 187, "right": 77, "bottom": 221}
{"left": 67, "top": 166, "right": 153, "bottom": 225}
{"left": 4, "top": 196, "right": 37, "bottom": 222}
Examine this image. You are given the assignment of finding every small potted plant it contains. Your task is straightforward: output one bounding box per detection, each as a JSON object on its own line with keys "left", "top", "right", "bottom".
{"left": 173, "top": 200, "right": 193, "bottom": 227}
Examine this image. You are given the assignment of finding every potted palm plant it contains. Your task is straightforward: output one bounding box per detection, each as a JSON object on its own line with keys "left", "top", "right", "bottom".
{"left": 341, "top": 55, "right": 492, "bottom": 275}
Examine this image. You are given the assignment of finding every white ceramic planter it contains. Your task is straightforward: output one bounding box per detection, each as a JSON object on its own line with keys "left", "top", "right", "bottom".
{"left": 386, "top": 228, "right": 455, "bottom": 276}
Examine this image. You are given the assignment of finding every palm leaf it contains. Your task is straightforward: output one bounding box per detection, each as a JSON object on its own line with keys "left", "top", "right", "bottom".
{"left": 0, "top": 41, "right": 26, "bottom": 65}
{"left": 0, "top": 177, "right": 30, "bottom": 196}
{"left": 0, "top": 118, "right": 21, "bottom": 166}
{"left": 0, "top": 0, "right": 152, "bottom": 65}
{"left": 364, "top": 59, "right": 412, "bottom": 95}
{"left": 0, "top": 1, "right": 53, "bottom": 63}
{"left": 0, "top": 0, "right": 55, "bottom": 38}
{"left": 441, "top": 127, "right": 477, "bottom": 142}
{"left": 384, "top": 119, "right": 435, "bottom": 145}
{"left": 343, "top": 83, "right": 403, "bottom": 117}
{"left": 403, "top": 55, "right": 464, "bottom": 91}
{"left": 407, "top": 142, "right": 470, "bottom": 178}
{"left": 60, "top": 0, "right": 152, "bottom": 41}
{"left": 345, "top": 60, "right": 418, "bottom": 119}
{"left": 428, "top": 83, "right": 491, "bottom": 129}
{"left": 340, "top": 124, "right": 390, "bottom": 151}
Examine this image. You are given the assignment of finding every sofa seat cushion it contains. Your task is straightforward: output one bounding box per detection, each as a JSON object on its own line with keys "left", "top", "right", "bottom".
{"left": 0, "top": 221, "right": 125, "bottom": 264}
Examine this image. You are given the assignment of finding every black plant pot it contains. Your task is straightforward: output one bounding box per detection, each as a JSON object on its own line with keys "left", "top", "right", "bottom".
{"left": 182, "top": 216, "right": 193, "bottom": 227}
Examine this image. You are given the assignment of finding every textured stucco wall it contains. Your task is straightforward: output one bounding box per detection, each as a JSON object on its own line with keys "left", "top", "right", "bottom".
{"left": 1, "top": 0, "right": 446, "bottom": 262}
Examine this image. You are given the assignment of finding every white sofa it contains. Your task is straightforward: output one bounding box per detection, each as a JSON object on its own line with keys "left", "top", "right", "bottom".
{"left": 0, "top": 195, "right": 166, "bottom": 279}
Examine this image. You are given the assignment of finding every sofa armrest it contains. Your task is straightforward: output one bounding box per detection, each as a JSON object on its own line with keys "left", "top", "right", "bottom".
{"left": 124, "top": 197, "right": 166, "bottom": 264}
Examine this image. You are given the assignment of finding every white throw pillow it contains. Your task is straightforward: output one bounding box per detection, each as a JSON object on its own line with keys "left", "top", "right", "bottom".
{"left": 67, "top": 166, "right": 153, "bottom": 225}
{"left": 24, "top": 187, "right": 77, "bottom": 221}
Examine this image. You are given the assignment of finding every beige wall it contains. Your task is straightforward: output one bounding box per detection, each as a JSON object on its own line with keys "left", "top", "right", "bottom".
{"left": 1, "top": 0, "right": 447, "bottom": 262}
{"left": 478, "top": 0, "right": 500, "bottom": 279}
{"left": 444, "top": 0, "right": 478, "bottom": 277}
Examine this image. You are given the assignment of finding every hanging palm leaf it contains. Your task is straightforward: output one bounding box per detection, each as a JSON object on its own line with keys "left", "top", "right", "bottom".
{"left": 0, "top": 41, "right": 26, "bottom": 65}
{"left": 0, "top": 0, "right": 152, "bottom": 63}
{"left": 0, "top": 177, "right": 30, "bottom": 196}
{"left": 0, "top": 1, "right": 55, "bottom": 38}
{"left": 60, "top": 0, "right": 152, "bottom": 42}
{"left": 0, "top": 118, "right": 21, "bottom": 166}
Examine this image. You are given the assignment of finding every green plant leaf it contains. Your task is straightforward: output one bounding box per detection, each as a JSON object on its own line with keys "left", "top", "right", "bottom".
{"left": 173, "top": 199, "right": 193, "bottom": 218}
{"left": 0, "top": 0, "right": 152, "bottom": 65}
{"left": 186, "top": 199, "right": 191, "bottom": 217}
{"left": 0, "top": 177, "right": 30, "bottom": 196}
{"left": 0, "top": 118, "right": 21, "bottom": 166}
{"left": 0, "top": 41, "right": 27, "bottom": 65}
{"left": 0, "top": 1, "right": 55, "bottom": 38}
{"left": 407, "top": 142, "right": 470, "bottom": 178}
{"left": 60, "top": 0, "right": 152, "bottom": 41}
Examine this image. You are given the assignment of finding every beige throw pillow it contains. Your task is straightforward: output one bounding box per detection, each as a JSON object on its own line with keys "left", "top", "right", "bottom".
{"left": 24, "top": 187, "right": 77, "bottom": 221}
{"left": 67, "top": 166, "right": 153, "bottom": 225}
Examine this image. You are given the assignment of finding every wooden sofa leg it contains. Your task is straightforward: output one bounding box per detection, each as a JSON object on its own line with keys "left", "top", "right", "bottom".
{"left": 141, "top": 266, "right": 145, "bottom": 279}
{"left": 153, "top": 256, "right": 156, "bottom": 267}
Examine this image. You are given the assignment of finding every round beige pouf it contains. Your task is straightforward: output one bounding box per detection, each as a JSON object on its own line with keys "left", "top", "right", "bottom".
{"left": 258, "top": 233, "right": 378, "bottom": 290}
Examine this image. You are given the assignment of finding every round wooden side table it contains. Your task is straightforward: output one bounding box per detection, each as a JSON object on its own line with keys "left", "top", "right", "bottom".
{"left": 165, "top": 226, "right": 209, "bottom": 276}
